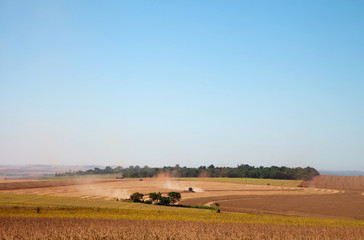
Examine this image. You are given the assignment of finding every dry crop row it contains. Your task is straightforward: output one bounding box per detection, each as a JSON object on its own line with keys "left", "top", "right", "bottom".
{"left": 1, "top": 217, "right": 363, "bottom": 240}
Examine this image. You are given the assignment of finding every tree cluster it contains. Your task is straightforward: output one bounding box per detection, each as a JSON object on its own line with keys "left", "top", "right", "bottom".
{"left": 56, "top": 164, "right": 319, "bottom": 180}
{"left": 129, "top": 191, "right": 181, "bottom": 206}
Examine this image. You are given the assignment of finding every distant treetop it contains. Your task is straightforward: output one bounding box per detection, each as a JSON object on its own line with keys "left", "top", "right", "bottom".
{"left": 56, "top": 164, "right": 319, "bottom": 180}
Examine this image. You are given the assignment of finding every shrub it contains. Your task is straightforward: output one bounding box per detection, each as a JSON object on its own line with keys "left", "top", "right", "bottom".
{"left": 159, "top": 196, "right": 171, "bottom": 206}
{"left": 129, "top": 192, "right": 144, "bottom": 202}
{"left": 167, "top": 192, "right": 181, "bottom": 204}
{"left": 149, "top": 192, "right": 162, "bottom": 204}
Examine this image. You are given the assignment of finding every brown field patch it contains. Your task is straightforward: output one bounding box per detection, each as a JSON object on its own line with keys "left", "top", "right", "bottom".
{"left": 306, "top": 175, "right": 364, "bottom": 192}
{"left": 0, "top": 178, "right": 118, "bottom": 190}
{"left": 182, "top": 192, "right": 364, "bottom": 220}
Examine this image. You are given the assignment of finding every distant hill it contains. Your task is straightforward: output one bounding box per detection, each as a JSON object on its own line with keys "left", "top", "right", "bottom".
{"left": 0, "top": 164, "right": 103, "bottom": 179}
{"left": 319, "top": 170, "right": 364, "bottom": 176}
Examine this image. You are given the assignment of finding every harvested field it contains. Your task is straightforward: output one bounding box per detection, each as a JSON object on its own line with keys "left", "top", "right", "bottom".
{"left": 306, "top": 175, "right": 364, "bottom": 192}
{"left": 178, "top": 177, "right": 302, "bottom": 187}
{"left": 1, "top": 217, "right": 363, "bottom": 240}
{"left": 0, "top": 193, "right": 208, "bottom": 213}
{"left": 0, "top": 178, "right": 339, "bottom": 201}
{"left": 0, "top": 178, "right": 114, "bottom": 190}
{"left": 182, "top": 192, "right": 364, "bottom": 220}
{"left": 0, "top": 176, "right": 363, "bottom": 220}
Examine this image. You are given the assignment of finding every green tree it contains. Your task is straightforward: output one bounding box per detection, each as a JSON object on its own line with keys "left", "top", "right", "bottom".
{"left": 130, "top": 192, "right": 144, "bottom": 202}
{"left": 104, "top": 166, "right": 113, "bottom": 173}
{"left": 159, "top": 196, "right": 171, "bottom": 205}
{"left": 167, "top": 192, "right": 181, "bottom": 204}
{"left": 149, "top": 192, "right": 162, "bottom": 204}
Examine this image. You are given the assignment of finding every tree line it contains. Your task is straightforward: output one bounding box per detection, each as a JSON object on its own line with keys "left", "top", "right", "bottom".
{"left": 55, "top": 164, "right": 319, "bottom": 180}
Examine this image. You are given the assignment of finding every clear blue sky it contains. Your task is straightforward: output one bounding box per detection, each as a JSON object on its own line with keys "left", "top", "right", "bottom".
{"left": 1, "top": 1, "right": 363, "bottom": 171}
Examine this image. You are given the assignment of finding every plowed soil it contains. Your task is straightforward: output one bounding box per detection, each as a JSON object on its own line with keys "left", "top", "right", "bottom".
{"left": 182, "top": 192, "right": 364, "bottom": 220}
{"left": 182, "top": 175, "right": 364, "bottom": 220}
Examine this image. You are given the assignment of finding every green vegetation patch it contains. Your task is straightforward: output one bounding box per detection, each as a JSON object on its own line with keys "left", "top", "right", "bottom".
{"left": 56, "top": 164, "right": 319, "bottom": 180}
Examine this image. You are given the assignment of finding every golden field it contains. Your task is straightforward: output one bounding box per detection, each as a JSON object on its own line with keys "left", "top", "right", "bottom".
{"left": 2, "top": 217, "right": 363, "bottom": 240}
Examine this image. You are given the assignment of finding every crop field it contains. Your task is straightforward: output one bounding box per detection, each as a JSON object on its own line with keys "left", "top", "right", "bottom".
{"left": 1, "top": 176, "right": 361, "bottom": 219}
{"left": 1, "top": 216, "right": 363, "bottom": 240}
{"left": 305, "top": 174, "right": 364, "bottom": 192}
{"left": 180, "top": 176, "right": 364, "bottom": 220}
{"left": 178, "top": 177, "right": 302, "bottom": 187}
{"left": 0, "top": 178, "right": 114, "bottom": 190}
{"left": 0, "top": 176, "right": 363, "bottom": 239}
{"left": 0, "top": 177, "right": 340, "bottom": 201}
{"left": 0, "top": 193, "right": 208, "bottom": 213}
{"left": 0, "top": 203, "right": 363, "bottom": 239}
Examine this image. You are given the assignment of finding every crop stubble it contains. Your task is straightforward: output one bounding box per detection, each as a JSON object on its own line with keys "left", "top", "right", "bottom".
{"left": 1, "top": 217, "right": 363, "bottom": 240}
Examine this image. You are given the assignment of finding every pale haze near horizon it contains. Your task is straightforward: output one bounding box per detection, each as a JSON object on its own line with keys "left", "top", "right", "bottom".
{"left": 0, "top": 1, "right": 363, "bottom": 171}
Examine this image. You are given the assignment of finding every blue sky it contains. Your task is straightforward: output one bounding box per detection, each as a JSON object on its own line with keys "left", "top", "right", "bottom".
{"left": 1, "top": 1, "right": 363, "bottom": 170}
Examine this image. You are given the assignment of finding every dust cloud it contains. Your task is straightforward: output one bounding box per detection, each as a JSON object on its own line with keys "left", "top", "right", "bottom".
{"left": 155, "top": 172, "right": 204, "bottom": 192}
{"left": 73, "top": 177, "right": 131, "bottom": 200}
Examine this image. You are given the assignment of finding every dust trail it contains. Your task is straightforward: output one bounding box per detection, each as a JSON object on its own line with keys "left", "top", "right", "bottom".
{"left": 73, "top": 177, "right": 131, "bottom": 200}
{"left": 155, "top": 172, "right": 204, "bottom": 192}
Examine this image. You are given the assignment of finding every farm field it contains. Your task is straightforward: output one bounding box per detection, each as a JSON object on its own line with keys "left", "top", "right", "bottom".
{"left": 2, "top": 216, "right": 363, "bottom": 240}
{"left": 0, "top": 175, "right": 363, "bottom": 239}
{"left": 181, "top": 175, "right": 364, "bottom": 220}
{"left": 1, "top": 176, "right": 363, "bottom": 220}
{"left": 0, "top": 177, "right": 326, "bottom": 200}
{"left": 182, "top": 192, "right": 364, "bottom": 220}
{"left": 178, "top": 177, "right": 302, "bottom": 187}
{"left": 305, "top": 174, "right": 364, "bottom": 192}
{"left": 0, "top": 193, "right": 207, "bottom": 213}
{"left": 0, "top": 197, "right": 363, "bottom": 240}
{"left": 0, "top": 178, "right": 114, "bottom": 190}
